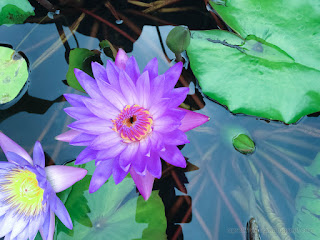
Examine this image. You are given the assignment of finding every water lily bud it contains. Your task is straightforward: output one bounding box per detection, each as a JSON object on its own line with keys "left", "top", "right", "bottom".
{"left": 232, "top": 134, "right": 255, "bottom": 154}
{"left": 166, "top": 26, "right": 191, "bottom": 54}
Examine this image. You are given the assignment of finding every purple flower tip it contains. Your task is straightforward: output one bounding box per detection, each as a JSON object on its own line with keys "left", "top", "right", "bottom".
{"left": 58, "top": 50, "right": 209, "bottom": 200}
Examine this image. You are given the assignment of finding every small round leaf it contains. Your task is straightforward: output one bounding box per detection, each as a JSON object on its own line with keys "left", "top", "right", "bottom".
{"left": 0, "top": 46, "right": 28, "bottom": 104}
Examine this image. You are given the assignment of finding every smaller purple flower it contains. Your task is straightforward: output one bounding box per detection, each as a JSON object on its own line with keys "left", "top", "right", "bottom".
{"left": 0, "top": 132, "right": 87, "bottom": 240}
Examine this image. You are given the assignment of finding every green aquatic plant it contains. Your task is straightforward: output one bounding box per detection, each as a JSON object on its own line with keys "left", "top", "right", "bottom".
{"left": 0, "top": 47, "right": 28, "bottom": 104}
{"left": 53, "top": 161, "right": 167, "bottom": 240}
{"left": 187, "top": 0, "right": 320, "bottom": 124}
{"left": 0, "top": 0, "right": 34, "bottom": 25}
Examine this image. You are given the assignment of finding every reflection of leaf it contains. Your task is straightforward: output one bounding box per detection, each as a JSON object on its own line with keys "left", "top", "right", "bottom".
{"left": 187, "top": 30, "right": 320, "bottom": 124}
{"left": 0, "top": 47, "right": 28, "bottom": 104}
{"left": 55, "top": 161, "right": 166, "bottom": 240}
{"left": 66, "top": 48, "right": 101, "bottom": 92}
{"left": 0, "top": 0, "right": 34, "bottom": 25}
{"left": 293, "top": 153, "right": 320, "bottom": 239}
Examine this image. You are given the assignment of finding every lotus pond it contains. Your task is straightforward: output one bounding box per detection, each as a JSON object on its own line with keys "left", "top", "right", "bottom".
{"left": 1, "top": 0, "right": 320, "bottom": 240}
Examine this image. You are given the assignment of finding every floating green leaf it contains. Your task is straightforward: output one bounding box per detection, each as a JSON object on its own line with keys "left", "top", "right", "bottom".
{"left": 293, "top": 153, "right": 320, "bottom": 239}
{"left": 232, "top": 134, "right": 255, "bottom": 155}
{"left": 55, "top": 161, "right": 167, "bottom": 240}
{"left": 187, "top": 0, "right": 320, "bottom": 124}
{"left": 0, "top": 0, "right": 35, "bottom": 25}
{"left": 66, "top": 48, "right": 101, "bottom": 92}
{"left": 0, "top": 46, "right": 28, "bottom": 104}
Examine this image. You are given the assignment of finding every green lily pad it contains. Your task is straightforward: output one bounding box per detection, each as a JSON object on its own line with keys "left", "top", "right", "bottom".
{"left": 293, "top": 153, "right": 320, "bottom": 239}
{"left": 0, "top": 46, "right": 28, "bottom": 104}
{"left": 0, "top": 0, "right": 35, "bottom": 25}
{"left": 66, "top": 48, "right": 101, "bottom": 92}
{"left": 55, "top": 161, "right": 167, "bottom": 240}
{"left": 187, "top": 0, "right": 320, "bottom": 124}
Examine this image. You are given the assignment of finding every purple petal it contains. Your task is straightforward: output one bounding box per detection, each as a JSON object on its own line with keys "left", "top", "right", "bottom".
{"left": 28, "top": 214, "right": 44, "bottom": 240}
{"left": 143, "top": 58, "right": 158, "bottom": 80}
{"left": 159, "top": 145, "right": 186, "bottom": 168}
{"left": 136, "top": 71, "right": 150, "bottom": 108}
{"left": 106, "top": 60, "right": 120, "bottom": 89}
{"left": 132, "top": 139, "right": 150, "bottom": 174}
{"left": 64, "top": 107, "right": 94, "bottom": 120}
{"left": 130, "top": 169, "right": 155, "bottom": 200}
{"left": 63, "top": 93, "right": 89, "bottom": 107}
{"left": 45, "top": 165, "right": 87, "bottom": 193}
{"left": 153, "top": 116, "right": 181, "bottom": 133}
{"left": 112, "top": 157, "right": 128, "bottom": 184}
{"left": 75, "top": 148, "right": 97, "bottom": 165}
{"left": 115, "top": 48, "right": 129, "bottom": 70}
{"left": 0, "top": 132, "right": 33, "bottom": 164}
{"left": 96, "top": 143, "right": 126, "bottom": 160}
{"left": 74, "top": 69, "right": 105, "bottom": 102}
{"left": 55, "top": 130, "right": 81, "bottom": 143}
{"left": 167, "top": 87, "right": 189, "bottom": 108}
{"left": 146, "top": 150, "right": 162, "bottom": 179}
{"left": 119, "top": 142, "right": 139, "bottom": 172}
{"left": 162, "top": 129, "right": 190, "bottom": 146}
{"left": 149, "top": 99, "right": 170, "bottom": 119}
{"left": 69, "top": 133, "right": 96, "bottom": 146}
{"left": 164, "top": 61, "right": 183, "bottom": 91}
{"left": 68, "top": 118, "right": 112, "bottom": 135}
{"left": 33, "top": 141, "right": 45, "bottom": 168}
{"left": 148, "top": 74, "right": 165, "bottom": 107}
{"left": 6, "top": 152, "right": 32, "bottom": 167}
{"left": 95, "top": 80, "right": 127, "bottom": 111}
{"left": 10, "top": 215, "right": 29, "bottom": 239}
{"left": 82, "top": 98, "right": 119, "bottom": 119}
{"left": 125, "top": 56, "right": 140, "bottom": 83}
{"left": 178, "top": 108, "right": 210, "bottom": 132}
{"left": 89, "top": 132, "right": 122, "bottom": 150}
{"left": 92, "top": 62, "right": 109, "bottom": 83}
{"left": 40, "top": 211, "right": 55, "bottom": 240}
{"left": 119, "top": 71, "right": 138, "bottom": 105}
{"left": 0, "top": 211, "right": 16, "bottom": 236}
{"left": 52, "top": 196, "right": 73, "bottom": 229}
{"left": 89, "top": 160, "right": 113, "bottom": 193}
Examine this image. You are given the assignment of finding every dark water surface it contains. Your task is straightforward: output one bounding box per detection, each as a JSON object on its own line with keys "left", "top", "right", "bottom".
{"left": 1, "top": 2, "right": 320, "bottom": 240}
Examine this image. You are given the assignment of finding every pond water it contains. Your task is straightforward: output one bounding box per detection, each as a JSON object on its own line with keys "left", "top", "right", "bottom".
{"left": 1, "top": 1, "right": 320, "bottom": 240}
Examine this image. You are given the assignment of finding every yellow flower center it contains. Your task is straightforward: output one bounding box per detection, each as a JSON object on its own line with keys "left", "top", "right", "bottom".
{"left": 2, "top": 169, "right": 45, "bottom": 216}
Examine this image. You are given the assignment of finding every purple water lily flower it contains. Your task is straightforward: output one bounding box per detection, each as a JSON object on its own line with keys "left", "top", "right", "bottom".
{"left": 56, "top": 49, "right": 209, "bottom": 200}
{"left": 0, "top": 132, "right": 87, "bottom": 240}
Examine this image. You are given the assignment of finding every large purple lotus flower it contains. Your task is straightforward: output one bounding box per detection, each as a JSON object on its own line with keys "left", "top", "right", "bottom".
{"left": 56, "top": 49, "right": 209, "bottom": 200}
{"left": 0, "top": 132, "right": 87, "bottom": 240}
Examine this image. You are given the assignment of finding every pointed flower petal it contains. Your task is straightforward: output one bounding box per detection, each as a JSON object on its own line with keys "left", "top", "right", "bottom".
{"left": 115, "top": 48, "right": 129, "bottom": 70}
{"left": 45, "top": 165, "right": 87, "bottom": 193}
{"left": 0, "top": 132, "right": 33, "bottom": 164}
{"left": 178, "top": 108, "right": 210, "bottom": 132}
{"left": 89, "top": 160, "right": 113, "bottom": 193}
{"left": 55, "top": 130, "right": 81, "bottom": 143}
{"left": 130, "top": 169, "right": 155, "bottom": 200}
{"left": 33, "top": 141, "right": 45, "bottom": 168}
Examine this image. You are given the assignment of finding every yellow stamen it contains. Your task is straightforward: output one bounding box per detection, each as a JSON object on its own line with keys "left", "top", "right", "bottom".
{"left": 2, "top": 169, "right": 45, "bottom": 216}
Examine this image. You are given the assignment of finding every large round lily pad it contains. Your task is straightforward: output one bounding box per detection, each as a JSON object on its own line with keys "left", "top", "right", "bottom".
{"left": 0, "top": 46, "right": 28, "bottom": 104}
{"left": 54, "top": 161, "right": 167, "bottom": 240}
{"left": 187, "top": 0, "right": 320, "bottom": 124}
{"left": 0, "top": 0, "right": 35, "bottom": 25}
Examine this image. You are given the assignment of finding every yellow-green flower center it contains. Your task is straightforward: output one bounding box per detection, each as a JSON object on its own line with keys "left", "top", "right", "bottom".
{"left": 2, "top": 169, "right": 45, "bottom": 216}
